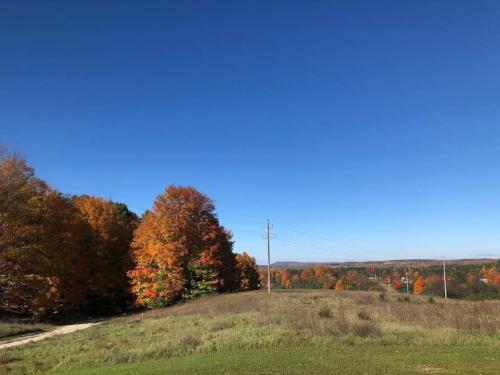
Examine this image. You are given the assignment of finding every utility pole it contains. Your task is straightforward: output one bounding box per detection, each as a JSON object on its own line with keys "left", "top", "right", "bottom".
{"left": 443, "top": 256, "right": 448, "bottom": 300}
{"left": 405, "top": 271, "right": 410, "bottom": 297}
{"left": 264, "top": 219, "right": 274, "bottom": 294}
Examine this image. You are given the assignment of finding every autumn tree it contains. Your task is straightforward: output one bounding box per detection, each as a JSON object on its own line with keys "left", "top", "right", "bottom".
{"left": 425, "top": 274, "right": 443, "bottom": 296}
{"left": 259, "top": 268, "right": 268, "bottom": 289}
{"left": 278, "top": 269, "right": 292, "bottom": 289}
{"left": 296, "top": 268, "right": 321, "bottom": 288}
{"left": 235, "top": 252, "right": 260, "bottom": 290}
{"left": 0, "top": 152, "right": 91, "bottom": 316}
{"left": 335, "top": 278, "right": 345, "bottom": 291}
{"left": 315, "top": 266, "right": 336, "bottom": 289}
{"left": 128, "top": 185, "right": 238, "bottom": 307}
{"left": 73, "top": 195, "right": 138, "bottom": 312}
{"left": 413, "top": 277, "right": 426, "bottom": 295}
{"left": 199, "top": 221, "right": 238, "bottom": 292}
{"left": 485, "top": 267, "right": 498, "bottom": 285}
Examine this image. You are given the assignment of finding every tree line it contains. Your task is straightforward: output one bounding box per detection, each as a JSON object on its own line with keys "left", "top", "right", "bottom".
{"left": 263, "top": 263, "right": 500, "bottom": 300}
{"left": 261, "top": 267, "right": 381, "bottom": 291}
{"left": 387, "top": 263, "right": 500, "bottom": 299}
{"left": 0, "top": 149, "right": 260, "bottom": 318}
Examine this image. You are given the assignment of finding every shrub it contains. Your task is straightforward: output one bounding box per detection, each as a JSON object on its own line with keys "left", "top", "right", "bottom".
{"left": 318, "top": 306, "right": 333, "bottom": 319}
{"left": 357, "top": 309, "right": 371, "bottom": 321}
{"left": 333, "top": 317, "right": 350, "bottom": 334}
{"left": 172, "top": 334, "right": 200, "bottom": 349}
{"left": 210, "top": 321, "right": 233, "bottom": 332}
{"left": 352, "top": 321, "right": 382, "bottom": 337}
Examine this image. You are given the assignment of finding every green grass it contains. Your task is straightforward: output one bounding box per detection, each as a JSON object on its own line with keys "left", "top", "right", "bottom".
{"left": 0, "top": 290, "right": 499, "bottom": 374}
{"left": 51, "top": 345, "right": 500, "bottom": 375}
{"left": 0, "top": 323, "right": 50, "bottom": 341}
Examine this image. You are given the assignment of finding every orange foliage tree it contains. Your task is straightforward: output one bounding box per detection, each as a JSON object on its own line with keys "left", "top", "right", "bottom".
{"left": 315, "top": 266, "right": 336, "bottom": 289}
{"left": 0, "top": 153, "right": 91, "bottom": 316}
{"left": 413, "top": 277, "right": 426, "bottom": 295}
{"left": 128, "top": 185, "right": 238, "bottom": 307}
{"left": 73, "top": 195, "right": 138, "bottom": 312}
{"left": 235, "top": 252, "right": 260, "bottom": 290}
{"left": 485, "top": 267, "right": 498, "bottom": 285}
{"left": 335, "top": 278, "right": 345, "bottom": 290}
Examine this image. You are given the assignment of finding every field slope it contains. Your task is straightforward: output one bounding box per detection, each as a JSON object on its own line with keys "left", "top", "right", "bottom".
{"left": 0, "top": 290, "right": 499, "bottom": 374}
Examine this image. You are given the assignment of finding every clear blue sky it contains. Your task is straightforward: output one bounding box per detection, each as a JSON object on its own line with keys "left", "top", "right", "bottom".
{"left": 2, "top": 1, "right": 500, "bottom": 264}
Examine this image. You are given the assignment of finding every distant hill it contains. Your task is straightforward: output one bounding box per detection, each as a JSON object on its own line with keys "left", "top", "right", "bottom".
{"left": 264, "top": 258, "right": 498, "bottom": 269}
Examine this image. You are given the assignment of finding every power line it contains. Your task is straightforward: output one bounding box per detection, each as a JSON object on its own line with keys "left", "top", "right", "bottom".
{"left": 218, "top": 214, "right": 367, "bottom": 261}
{"left": 277, "top": 223, "right": 334, "bottom": 242}
{"left": 276, "top": 234, "right": 362, "bottom": 260}
{"left": 216, "top": 210, "right": 265, "bottom": 224}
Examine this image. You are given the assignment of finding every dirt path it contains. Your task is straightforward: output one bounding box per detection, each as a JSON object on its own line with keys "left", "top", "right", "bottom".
{"left": 0, "top": 321, "right": 101, "bottom": 350}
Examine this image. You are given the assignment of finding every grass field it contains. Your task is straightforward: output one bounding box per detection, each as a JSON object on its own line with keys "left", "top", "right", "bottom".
{"left": 0, "top": 322, "right": 51, "bottom": 341}
{"left": 0, "top": 290, "right": 499, "bottom": 374}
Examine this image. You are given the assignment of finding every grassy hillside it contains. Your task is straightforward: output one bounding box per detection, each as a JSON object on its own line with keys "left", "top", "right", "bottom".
{"left": 0, "top": 323, "right": 51, "bottom": 341}
{"left": 0, "top": 290, "right": 499, "bottom": 374}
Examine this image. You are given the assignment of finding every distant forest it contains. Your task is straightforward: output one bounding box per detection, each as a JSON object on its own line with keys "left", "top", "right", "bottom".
{"left": 261, "top": 261, "right": 500, "bottom": 300}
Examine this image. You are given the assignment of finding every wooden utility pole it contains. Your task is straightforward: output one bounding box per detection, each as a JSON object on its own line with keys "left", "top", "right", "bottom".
{"left": 265, "top": 219, "right": 273, "bottom": 294}
{"left": 443, "top": 256, "right": 448, "bottom": 299}
{"left": 405, "top": 271, "right": 410, "bottom": 297}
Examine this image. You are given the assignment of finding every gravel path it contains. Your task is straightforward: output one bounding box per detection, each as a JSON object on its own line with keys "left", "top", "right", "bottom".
{"left": 0, "top": 322, "right": 101, "bottom": 350}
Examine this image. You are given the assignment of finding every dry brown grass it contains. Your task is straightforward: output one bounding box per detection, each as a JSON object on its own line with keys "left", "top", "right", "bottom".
{"left": 110, "top": 289, "right": 500, "bottom": 338}
{"left": 113, "top": 292, "right": 273, "bottom": 324}
{"left": 283, "top": 289, "right": 500, "bottom": 334}
{"left": 286, "top": 302, "right": 382, "bottom": 337}
{"left": 210, "top": 320, "right": 233, "bottom": 332}
{"left": 356, "top": 309, "right": 371, "bottom": 320}
{"left": 249, "top": 289, "right": 500, "bottom": 339}
{"left": 1, "top": 290, "right": 498, "bottom": 375}
{"left": 352, "top": 321, "right": 382, "bottom": 337}
{"left": 171, "top": 333, "right": 201, "bottom": 349}
{"left": 317, "top": 306, "right": 334, "bottom": 319}
{"left": 381, "top": 300, "right": 499, "bottom": 333}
